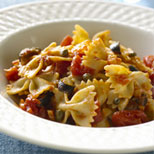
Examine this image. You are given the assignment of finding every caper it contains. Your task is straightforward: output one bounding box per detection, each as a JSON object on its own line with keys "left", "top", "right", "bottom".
{"left": 55, "top": 110, "right": 64, "bottom": 122}
{"left": 58, "top": 81, "right": 74, "bottom": 94}
{"left": 61, "top": 49, "right": 69, "bottom": 57}
{"left": 110, "top": 42, "right": 121, "bottom": 54}
{"left": 129, "top": 65, "right": 138, "bottom": 71}
{"left": 83, "top": 73, "right": 92, "bottom": 81}
{"left": 113, "top": 98, "right": 120, "bottom": 105}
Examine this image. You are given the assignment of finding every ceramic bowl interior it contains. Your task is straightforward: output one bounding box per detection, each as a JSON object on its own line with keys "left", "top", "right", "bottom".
{"left": 0, "top": 20, "right": 154, "bottom": 105}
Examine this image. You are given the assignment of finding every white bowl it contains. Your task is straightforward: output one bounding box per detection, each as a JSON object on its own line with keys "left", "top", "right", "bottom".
{"left": 0, "top": 19, "right": 154, "bottom": 153}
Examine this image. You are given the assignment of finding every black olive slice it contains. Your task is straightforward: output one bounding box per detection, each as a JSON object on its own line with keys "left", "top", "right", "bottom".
{"left": 58, "top": 81, "right": 75, "bottom": 94}
{"left": 39, "top": 91, "right": 54, "bottom": 108}
{"left": 110, "top": 42, "right": 121, "bottom": 54}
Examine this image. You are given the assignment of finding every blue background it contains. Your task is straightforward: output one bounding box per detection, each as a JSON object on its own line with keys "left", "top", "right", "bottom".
{"left": 0, "top": 0, "right": 154, "bottom": 154}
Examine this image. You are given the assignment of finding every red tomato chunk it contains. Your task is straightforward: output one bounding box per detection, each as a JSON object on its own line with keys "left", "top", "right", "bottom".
{"left": 5, "top": 66, "right": 20, "bottom": 81}
{"left": 55, "top": 61, "right": 71, "bottom": 76}
{"left": 60, "top": 35, "right": 73, "bottom": 46}
{"left": 112, "top": 110, "right": 148, "bottom": 127}
{"left": 143, "top": 55, "right": 154, "bottom": 69}
{"left": 20, "top": 97, "right": 48, "bottom": 119}
{"left": 71, "top": 55, "right": 94, "bottom": 76}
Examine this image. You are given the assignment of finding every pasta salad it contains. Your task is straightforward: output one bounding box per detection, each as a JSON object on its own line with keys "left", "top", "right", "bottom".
{"left": 5, "top": 25, "right": 154, "bottom": 127}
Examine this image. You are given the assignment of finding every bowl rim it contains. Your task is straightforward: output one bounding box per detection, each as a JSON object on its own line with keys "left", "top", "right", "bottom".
{"left": 0, "top": 0, "right": 154, "bottom": 14}
{"left": 1, "top": 18, "right": 154, "bottom": 43}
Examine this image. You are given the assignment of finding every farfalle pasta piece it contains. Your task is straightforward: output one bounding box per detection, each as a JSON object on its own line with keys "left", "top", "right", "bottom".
{"left": 19, "top": 55, "right": 43, "bottom": 79}
{"left": 130, "top": 71, "right": 152, "bottom": 98}
{"left": 7, "top": 76, "right": 54, "bottom": 97}
{"left": 53, "top": 88, "right": 65, "bottom": 105}
{"left": 105, "top": 65, "right": 134, "bottom": 98}
{"left": 91, "top": 79, "right": 109, "bottom": 105}
{"left": 92, "top": 30, "right": 111, "bottom": 47}
{"left": 120, "top": 44, "right": 152, "bottom": 73}
{"left": 90, "top": 38, "right": 107, "bottom": 59}
{"left": 58, "top": 86, "right": 97, "bottom": 127}
{"left": 6, "top": 78, "right": 30, "bottom": 95}
{"left": 82, "top": 38, "right": 107, "bottom": 73}
{"left": 72, "top": 24, "right": 89, "bottom": 45}
{"left": 131, "top": 72, "right": 152, "bottom": 91}
{"left": 77, "top": 79, "right": 109, "bottom": 106}
{"left": 105, "top": 65, "right": 152, "bottom": 99}
{"left": 29, "top": 77, "right": 54, "bottom": 97}
{"left": 108, "top": 77, "right": 134, "bottom": 98}
{"left": 105, "top": 64, "right": 131, "bottom": 76}
{"left": 39, "top": 72, "right": 59, "bottom": 84}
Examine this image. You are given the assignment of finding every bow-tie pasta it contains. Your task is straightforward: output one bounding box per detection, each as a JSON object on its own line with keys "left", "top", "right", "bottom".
{"left": 58, "top": 86, "right": 97, "bottom": 127}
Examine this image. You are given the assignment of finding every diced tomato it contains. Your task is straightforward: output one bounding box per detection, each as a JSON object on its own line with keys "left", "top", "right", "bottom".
{"left": 92, "top": 101, "right": 103, "bottom": 125}
{"left": 71, "top": 55, "right": 82, "bottom": 76}
{"left": 60, "top": 35, "right": 73, "bottom": 46}
{"left": 5, "top": 66, "right": 20, "bottom": 81}
{"left": 55, "top": 61, "right": 71, "bottom": 76}
{"left": 112, "top": 110, "right": 148, "bottom": 127}
{"left": 71, "top": 55, "right": 94, "bottom": 76}
{"left": 143, "top": 55, "right": 154, "bottom": 69}
{"left": 20, "top": 97, "right": 48, "bottom": 119}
